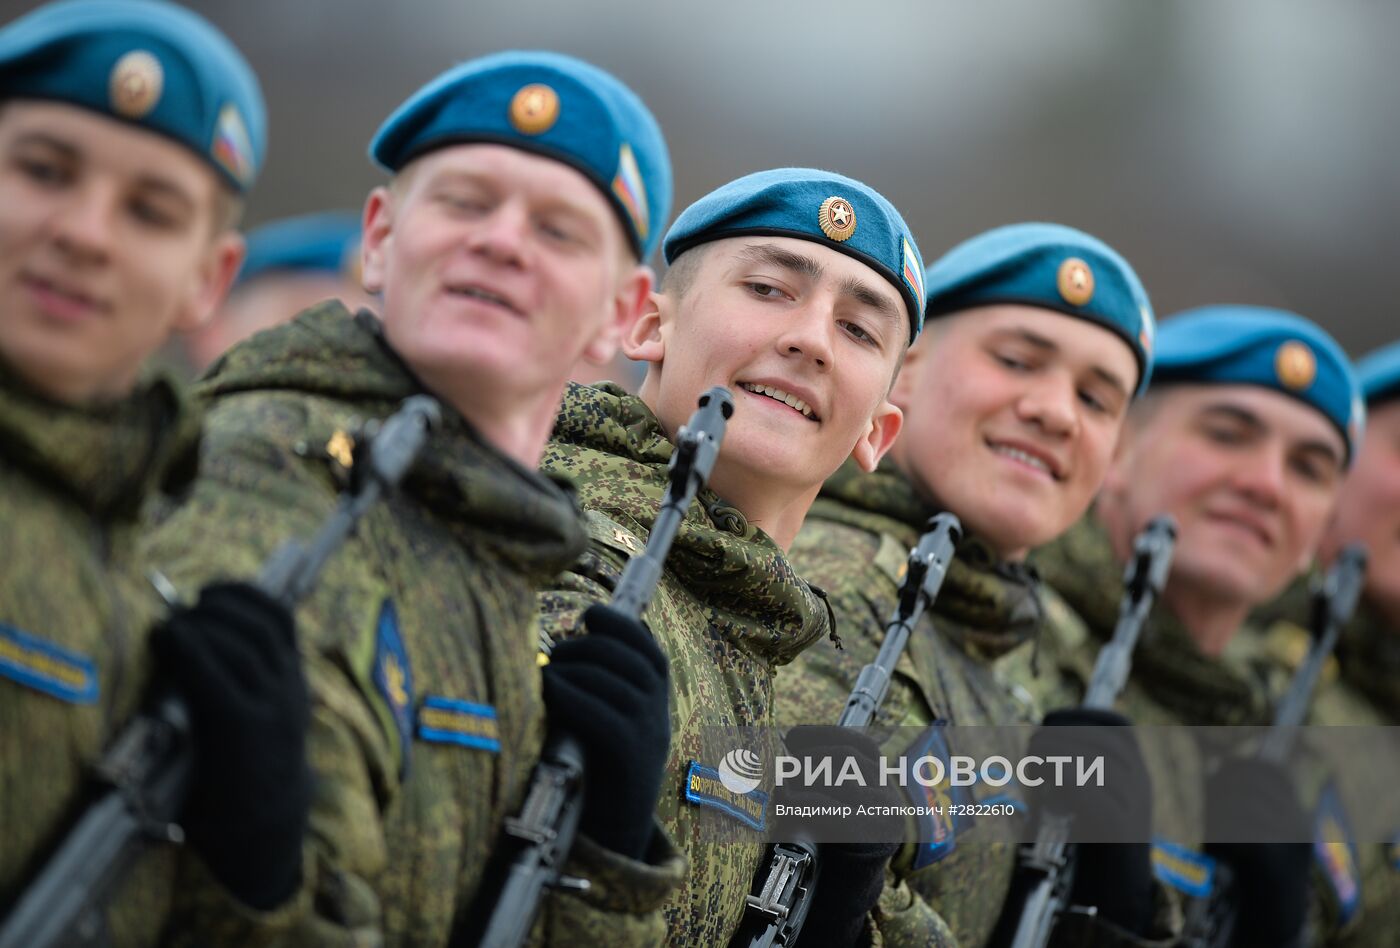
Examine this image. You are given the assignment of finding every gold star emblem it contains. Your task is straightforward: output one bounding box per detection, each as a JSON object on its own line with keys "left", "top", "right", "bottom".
{"left": 326, "top": 430, "right": 355, "bottom": 469}
{"left": 109, "top": 50, "right": 163, "bottom": 119}
{"left": 818, "top": 196, "right": 857, "bottom": 242}
{"left": 509, "top": 83, "right": 560, "bottom": 135}
{"left": 1057, "top": 258, "right": 1095, "bottom": 307}
{"left": 1275, "top": 341, "right": 1317, "bottom": 390}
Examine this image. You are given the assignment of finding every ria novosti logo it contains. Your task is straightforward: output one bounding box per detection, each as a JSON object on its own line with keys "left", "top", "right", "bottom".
{"left": 718, "top": 747, "right": 765, "bottom": 795}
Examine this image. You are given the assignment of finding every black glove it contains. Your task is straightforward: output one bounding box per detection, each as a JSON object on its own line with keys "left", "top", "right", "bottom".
{"left": 540, "top": 604, "right": 670, "bottom": 861}
{"left": 1204, "top": 758, "right": 1312, "bottom": 947}
{"left": 778, "top": 726, "right": 901, "bottom": 948}
{"left": 1027, "top": 707, "right": 1155, "bottom": 935}
{"left": 149, "top": 582, "right": 309, "bottom": 911}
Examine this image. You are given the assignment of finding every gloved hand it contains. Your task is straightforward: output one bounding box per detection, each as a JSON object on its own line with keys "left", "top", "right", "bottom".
{"left": 149, "top": 581, "right": 309, "bottom": 911}
{"left": 1027, "top": 707, "right": 1155, "bottom": 934}
{"left": 540, "top": 604, "right": 670, "bottom": 861}
{"left": 1204, "top": 757, "right": 1312, "bottom": 947}
{"left": 778, "top": 726, "right": 901, "bottom": 948}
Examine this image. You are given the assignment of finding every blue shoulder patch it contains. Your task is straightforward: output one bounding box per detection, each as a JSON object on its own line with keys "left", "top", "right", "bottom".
{"left": 0, "top": 622, "right": 98, "bottom": 704}
{"left": 1313, "top": 780, "right": 1362, "bottom": 925}
{"left": 417, "top": 696, "right": 501, "bottom": 752}
{"left": 371, "top": 600, "right": 413, "bottom": 777}
{"left": 1151, "top": 838, "right": 1216, "bottom": 899}
{"left": 900, "top": 722, "right": 970, "bottom": 871}
{"left": 684, "top": 760, "right": 768, "bottom": 831}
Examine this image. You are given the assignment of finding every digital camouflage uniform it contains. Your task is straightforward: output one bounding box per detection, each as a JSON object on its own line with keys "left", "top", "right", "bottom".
{"left": 1252, "top": 577, "right": 1400, "bottom": 946}
{"left": 0, "top": 360, "right": 240, "bottom": 944}
{"left": 145, "top": 302, "right": 682, "bottom": 946}
{"left": 775, "top": 461, "right": 1177, "bottom": 947}
{"left": 1031, "top": 515, "right": 1398, "bottom": 946}
{"left": 536, "top": 381, "right": 833, "bottom": 945}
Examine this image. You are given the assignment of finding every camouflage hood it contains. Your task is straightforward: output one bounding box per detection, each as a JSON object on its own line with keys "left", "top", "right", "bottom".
{"left": 809, "top": 458, "right": 1043, "bottom": 659}
{"left": 0, "top": 359, "right": 199, "bottom": 519}
{"left": 198, "top": 301, "right": 585, "bottom": 578}
{"left": 1033, "top": 514, "right": 1272, "bottom": 725}
{"left": 546, "top": 381, "right": 828, "bottom": 665}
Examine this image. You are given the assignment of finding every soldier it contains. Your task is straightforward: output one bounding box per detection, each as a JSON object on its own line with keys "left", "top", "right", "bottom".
{"left": 1029, "top": 306, "right": 1366, "bottom": 946}
{"left": 536, "top": 168, "right": 927, "bottom": 945}
{"left": 774, "top": 222, "right": 1173, "bottom": 945}
{"left": 0, "top": 0, "right": 313, "bottom": 941}
{"left": 182, "top": 210, "right": 375, "bottom": 373}
{"left": 145, "top": 51, "right": 683, "bottom": 944}
{"left": 1251, "top": 338, "right": 1400, "bottom": 944}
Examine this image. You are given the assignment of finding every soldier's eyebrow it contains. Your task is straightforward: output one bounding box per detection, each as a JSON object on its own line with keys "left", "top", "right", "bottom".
{"left": 11, "top": 130, "right": 79, "bottom": 160}
{"left": 737, "top": 243, "right": 825, "bottom": 281}
{"left": 995, "top": 326, "right": 1129, "bottom": 398}
{"left": 1199, "top": 403, "right": 1265, "bottom": 431}
{"left": 737, "top": 243, "right": 898, "bottom": 321}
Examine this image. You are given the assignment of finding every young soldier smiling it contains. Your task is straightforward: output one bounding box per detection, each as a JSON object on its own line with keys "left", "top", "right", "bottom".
{"left": 537, "top": 168, "right": 927, "bottom": 945}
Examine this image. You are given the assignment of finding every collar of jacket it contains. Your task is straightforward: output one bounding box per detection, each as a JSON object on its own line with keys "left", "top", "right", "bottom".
{"left": 1339, "top": 600, "right": 1400, "bottom": 720}
{"left": 0, "top": 357, "right": 199, "bottom": 519}
{"left": 545, "top": 381, "right": 829, "bottom": 665}
{"left": 1032, "top": 514, "right": 1273, "bottom": 725}
{"left": 811, "top": 458, "right": 1044, "bottom": 659}
{"left": 196, "top": 300, "right": 585, "bottom": 580}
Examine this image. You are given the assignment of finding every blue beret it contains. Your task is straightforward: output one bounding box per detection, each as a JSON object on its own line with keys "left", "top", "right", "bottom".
{"left": 1356, "top": 341, "right": 1400, "bottom": 408}
{"left": 1153, "top": 305, "right": 1364, "bottom": 462}
{"left": 370, "top": 51, "right": 670, "bottom": 262}
{"left": 662, "top": 168, "right": 927, "bottom": 342}
{"left": 237, "top": 211, "right": 361, "bottom": 286}
{"left": 921, "top": 223, "right": 1155, "bottom": 393}
{"left": 0, "top": 0, "right": 266, "bottom": 192}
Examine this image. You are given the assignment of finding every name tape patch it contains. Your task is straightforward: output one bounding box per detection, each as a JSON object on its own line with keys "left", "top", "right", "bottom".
{"left": 1151, "top": 838, "right": 1216, "bottom": 899}
{"left": 685, "top": 761, "right": 768, "bottom": 831}
{"left": 417, "top": 696, "right": 501, "bottom": 752}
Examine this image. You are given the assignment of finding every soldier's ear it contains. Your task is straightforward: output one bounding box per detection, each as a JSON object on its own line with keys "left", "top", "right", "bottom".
{"left": 622, "top": 289, "right": 666, "bottom": 365}
{"left": 174, "top": 230, "right": 244, "bottom": 334}
{"left": 360, "top": 187, "right": 394, "bottom": 294}
{"left": 850, "top": 400, "right": 903, "bottom": 473}
{"left": 580, "top": 264, "right": 653, "bottom": 366}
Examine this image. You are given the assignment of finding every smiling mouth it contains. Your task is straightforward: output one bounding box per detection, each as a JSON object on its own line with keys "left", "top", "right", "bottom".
{"left": 1206, "top": 513, "right": 1273, "bottom": 547}
{"left": 739, "top": 382, "right": 820, "bottom": 421}
{"left": 23, "top": 272, "right": 105, "bottom": 317}
{"left": 986, "top": 440, "right": 1060, "bottom": 480}
{"left": 447, "top": 285, "right": 522, "bottom": 316}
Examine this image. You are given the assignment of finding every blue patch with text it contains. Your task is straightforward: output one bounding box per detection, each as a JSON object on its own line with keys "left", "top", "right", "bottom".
{"left": 1151, "top": 838, "right": 1216, "bottom": 898}
{"left": 0, "top": 622, "right": 98, "bottom": 704}
{"left": 1314, "top": 781, "right": 1362, "bottom": 925}
{"left": 684, "top": 761, "right": 768, "bottom": 831}
{"left": 417, "top": 696, "right": 501, "bottom": 752}
{"left": 371, "top": 600, "right": 413, "bottom": 776}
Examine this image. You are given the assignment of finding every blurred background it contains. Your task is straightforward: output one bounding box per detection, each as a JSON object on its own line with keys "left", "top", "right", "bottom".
{"left": 4, "top": 0, "right": 1397, "bottom": 353}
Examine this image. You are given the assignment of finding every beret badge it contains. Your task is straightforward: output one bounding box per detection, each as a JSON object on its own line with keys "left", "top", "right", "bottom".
{"left": 509, "top": 83, "right": 559, "bottom": 135}
{"left": 108, "top": 50, "right": 163, "bottom": 119}
{"left": 818, "top": 195, "right": 856, "bottom": 242}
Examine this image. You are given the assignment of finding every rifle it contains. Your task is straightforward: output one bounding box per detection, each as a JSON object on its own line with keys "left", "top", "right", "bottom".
{"left": 996, "top": 514, "right": 1178, "bottom": 948}
{"left": 0, "top": 396, "right": 442, "bottom": 948}
{"left": 477, "top": 386, "right": 734, "bottom": 948}
{"left": 1180, "top": 542, "right": 1368, "bottom": 948}
{"left": 731, "top": 512, "right": 964, "bottom": 948}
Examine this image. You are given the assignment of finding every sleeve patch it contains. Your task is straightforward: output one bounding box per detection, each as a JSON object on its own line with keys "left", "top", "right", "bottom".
{"left": 371, "top": 599, "right": 414, "bottom": 777}
{"left": 0, "top": 622, "right": 98, "bottom": 704}
{"left": 1313, "top": 780, "right": 1362, "bottom": 925}
{"left": 1151, "top": 838, "right": 1216, "bottom": 898}
{"left": 684, "top": 760, "right": 768, "bottom": 831}
{"left": 416, "top": 696, "right": 501, "bottom": 752}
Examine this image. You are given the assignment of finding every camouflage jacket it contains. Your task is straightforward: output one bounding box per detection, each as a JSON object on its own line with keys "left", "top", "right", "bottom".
{"left": 0, "top": 360, "right": 205, "bottom": 945}
{"left": 1252, "top": 576, "right": 1400, "bottom": 946}
{"left": 536, "top": 382, "right": 831, "bottom": 945}
{"left": 776, "top": 461, "right": 1175, "bottom": 947}
{"left": 144, "top": 303, "right": 682, "bottom": 947}
{"left": 1033, "top": 516, "right": 1399, "bottom": 946}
